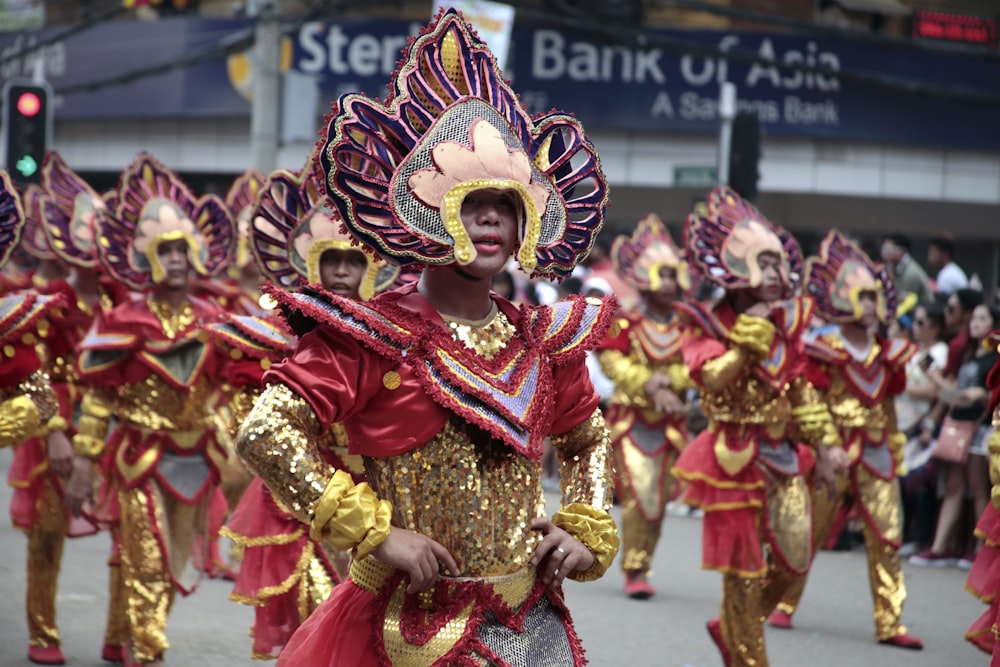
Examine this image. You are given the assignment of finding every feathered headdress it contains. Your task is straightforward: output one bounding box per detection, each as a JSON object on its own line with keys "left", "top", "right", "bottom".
{"left": 96, "top": 153, "right": 235, "bottom": 290}
{"left": 0, "top": 171, "right": 25, "bottom": 269}
{"left": 225, "top": 169, "right": 266, "bottom": 270}
{"left": 40, "top": 152, "right": 108, "bottom": 269}
{"left": 684, "top": 186, "right": 802, "bottom": 297}
{"left": 19, "top": 185, "right": 57, "bottom": 261}
{"left": 316, "top": 8, "right": 608, "bottom": 279}
{"left": 612, "top": 214, "right": 689, "bottom": 292}
{"left": 252, "top": 150, "right": 397, "bottom": 301}
{"left": 805, "top": 229, "right": 896, "bottom": 324}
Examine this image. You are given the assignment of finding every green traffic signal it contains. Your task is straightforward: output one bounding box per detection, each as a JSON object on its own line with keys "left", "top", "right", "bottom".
{"left": 15, "top": 154, "right": 38, "bottom": 177}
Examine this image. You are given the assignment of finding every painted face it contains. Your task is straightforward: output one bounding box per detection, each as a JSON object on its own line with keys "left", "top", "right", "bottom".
{"left": 319, "top": 248, "right": 368, "bottom": 299}
{"left": 643, "top": 265, "right": 679, "bottom": 310}
{"left": 969, "top": 304, "right": 995, "bottom": 340}
{"left": 856, "top": 291, "right": 878, "bottom": 329}
{"left": 156, "top": 237, "right": 191, "bottom": 290}
{"left": 456, "top": 188, "right": 518, "bottom": 280}
{"left": 747, "top": 251, "right": 783, "bottom": 302}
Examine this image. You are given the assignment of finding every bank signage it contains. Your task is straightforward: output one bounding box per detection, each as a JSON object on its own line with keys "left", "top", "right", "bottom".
{"left": 1, "top": 16, "right": 997, "bottom": 151}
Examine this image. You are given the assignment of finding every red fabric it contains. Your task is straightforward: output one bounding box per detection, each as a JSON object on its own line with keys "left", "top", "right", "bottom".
{"left": 947, "top": 330, "right": 971, "bottom": 376}
{"left": 228, "top": 358, "right": 266, "bottom": 389}
{"left": 0, "top": 342, "right": 41, "bottom": 386}
{"left": 278, "top": 580, "right": 381, "bottom": 667}
{"left": 967, "top": 505, "right": 1000, "bottom": 655}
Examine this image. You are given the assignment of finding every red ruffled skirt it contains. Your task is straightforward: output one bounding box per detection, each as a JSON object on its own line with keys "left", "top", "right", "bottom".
{"left": 966, "top": 505, "right": 1000, "bottom": 658}
{"left": 223, "top": 477, "right": 338, "bottom": 659}
{"left": 8, "top": 436, "right": 97, "bottom": 536}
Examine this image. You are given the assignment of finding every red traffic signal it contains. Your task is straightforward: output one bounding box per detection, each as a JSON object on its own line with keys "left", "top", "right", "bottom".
{"left": 16, "top": 92, "right": 42, "bottom": 117}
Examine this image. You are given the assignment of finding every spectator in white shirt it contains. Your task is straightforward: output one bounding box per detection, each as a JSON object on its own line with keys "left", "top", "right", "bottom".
{"left": 928, "top": 233, "right": 968, "bottom": 296}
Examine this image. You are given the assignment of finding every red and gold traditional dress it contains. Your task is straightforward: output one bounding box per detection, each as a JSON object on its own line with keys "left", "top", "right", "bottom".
{"left": 72, "top": 154, "right": 235, "bottom": 665}
{"left": 596, "top": 215, "right": 692, "bottom": 598}
{"left": 237, "top": 11, "right": 619, "bottom": 666}
{"left": 672, "top": 187, "right": 840, "bottom": 667}
{"left": 769, "top": 231, "right": 922, "bottom": 649}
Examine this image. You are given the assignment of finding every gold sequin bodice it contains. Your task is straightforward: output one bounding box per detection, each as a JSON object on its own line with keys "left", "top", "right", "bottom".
{"left": 364, "top": 418, "right": 546, "bottom": 578}
{"left": 116, "top": 375, "right": 218, "bottom": 431}
{"left": 825, "top": 373, "right": 889, "bottom": 435}
{"left": 700, "top": 375, "right": 793, "bottom": 438}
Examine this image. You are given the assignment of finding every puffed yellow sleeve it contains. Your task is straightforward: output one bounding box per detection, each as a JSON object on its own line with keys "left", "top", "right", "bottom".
{"left": 598, "top": 348, "right": 651, "bottom": 407}
{"left": 787, "top": 376, "right": 841, "bottom": 449}
{"left": 0, "top": 371, "right": 59, "bottom": 449}
{"left": 72, "top": 387, "right": 117, "bottom": 459}
{"left": 664, "top": 360, "right": 694, "bottom": 395}
{"left": 237, "top": 383, "right": 392, "bottom": 560}
{"left": 550, "top": 408, "right": 620, "bottom": 582}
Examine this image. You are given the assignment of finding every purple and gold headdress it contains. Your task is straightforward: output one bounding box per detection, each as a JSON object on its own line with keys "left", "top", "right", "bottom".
{"left": 612, "top": 214, "right": 689, "bottom": 293}
{"left": 805, "top": 229, "right": 896, "bottom": 324}
{"left": 40, "top": 152, "right": 107, "bottom": 269}
{"left": 0, "top": 171, "right": 26, "bottom": 269}
{"left": 19, "top": 185, "right": 57, "bottom": 261}
{"left": 317, "top": 9, "right": 608, "bottom": 279}
{"left": 252, "top": 151, "right": 396, "bottom": 301}
{"left": 225, "top": 169, "right": 266, "bottom": 270}
{"left": 684, "top": 186, "right": 802, "bottom": 297}
{"left": 97, "top": 153, "right": 235, "bottom": 290}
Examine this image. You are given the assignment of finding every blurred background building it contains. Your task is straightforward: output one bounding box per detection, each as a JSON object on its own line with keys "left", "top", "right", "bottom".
{"left": 1, "top": 0, "right": 998, "bottom": 281}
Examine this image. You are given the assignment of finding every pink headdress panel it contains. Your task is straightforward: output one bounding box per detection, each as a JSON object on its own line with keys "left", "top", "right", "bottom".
{"left": 252, "top": 150, "right": 397, "bottom": 301}
{"left": 611, "top": 214, "right": 689, "bottom": 293}
{"left": 0, "top": 171, "right": 26, "bottom": 269}
{"left": 684, "top": 186, "right": 802, "bottom": 297}
{"left": 97, "top": 153, "right": 235, "bottom": 290}
{"left": 805, "top": 229, "right": 896, "bottom": 324}
{"left": 225, "top": 169, "right": 266, "bottom": 270}
{"left": 19, "top": 184, "right": 57, "bottom": 261}
{"left": 316, "top": 8, "right": 608, "bottom": 279}
{"left": 39, "top": 152, "right": 107, "bottom": 269}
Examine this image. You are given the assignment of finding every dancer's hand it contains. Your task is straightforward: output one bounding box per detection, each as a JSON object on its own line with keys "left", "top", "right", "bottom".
{"left": 651, "top": 388, "right": 685, "bottom": 415}
{"left": 371, "top": 527, "right": 460, "bottom": 594}
{"left": 64, "top": 457, "right": 94, "bottom": 517}
{"left": 530, "top": 517, "right": 594, "bottom": 587}
{"left": 47, "top": 430, "right": 75, "bottom": 479}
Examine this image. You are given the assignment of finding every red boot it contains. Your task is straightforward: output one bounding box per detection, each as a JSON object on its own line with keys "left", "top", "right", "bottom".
{"left": 624, "top": 577, "right": 656, "bottom": 600}
{"left": 706, "top": 618, "right": 732, "bottom": 667}
{"left": 27, "top": 645, "right": 66, "bottom": 665}
{"left": 878, "top": 632, "right": 924, "bottom": 650}
{"left": 102, "top": 643, "right": 125, "bottom": 663}
{"left": 767, "top": 609, "right": 793, "bottom": 629}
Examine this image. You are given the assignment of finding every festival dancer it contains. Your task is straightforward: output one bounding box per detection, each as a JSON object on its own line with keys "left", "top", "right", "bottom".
{"left": 236, "top": 10, "right": 619, "bottom": 665}
{"left": 672, "top": 186, "right": 845, "bottom": 667}
{"left": 6, "top": 154, "right": 131, "bottom": 665}
{"left": 765, "top": 230, "right": 923, "bottom": 649}
{"left": 596, "top": 214, "right": 692, "bottom": 600}
{"left": 0, "top": 169, "right": 60, "bottom": 453}
{"left": 71, "top": 154, "right": 235, "bottom": 667}
{"left": 218, "top": 156, "right": 397, "bottom": 659}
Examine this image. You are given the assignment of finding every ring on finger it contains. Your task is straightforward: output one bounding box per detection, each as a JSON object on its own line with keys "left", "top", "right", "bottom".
{"left": 556, "top": 547, "right": 565, "bottom": 554}
{"left": 553, "top": 568, "right": 560, "bottom": 576}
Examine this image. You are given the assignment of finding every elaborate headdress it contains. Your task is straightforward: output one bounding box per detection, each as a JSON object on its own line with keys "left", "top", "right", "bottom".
{"left": 225, "top": 169, "right": 266, "bottom": 270}
{"left": 97, "top": 153, "right": 235, "bottom": 290}
{"left": 18, "top": 185, "right": 57, "bottom": 261}
{"left": 39, "top": 152, "right": 108, "bottom": 269}
{"left": 316, "top": 9, "right": 608, "bottom": 279}
{"left": 805, "top": 229, "right": 896, "bottom": 324}
{"left": 0, "top": 171, "right": 26, "bottom": 269}
{"left": 684, "top": 186, "right": 802, "bottom": 297}
{"left": 612, "top": 214, "right": 689, "bottom": 293}
{"left": 252, "top": 151, "right": 396, "bottom": 301}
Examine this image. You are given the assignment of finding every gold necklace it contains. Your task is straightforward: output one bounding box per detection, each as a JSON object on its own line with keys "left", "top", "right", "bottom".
{"left": 147, "top": 296, "right": 196, "bottom": 340}
{"left": 441, "top": 302, "right": 516, "bottom": 361}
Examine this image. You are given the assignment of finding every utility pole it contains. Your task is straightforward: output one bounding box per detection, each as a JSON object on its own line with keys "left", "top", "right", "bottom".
{"left": 717, "top": 81, "right": 735, "bottom": 187}
{"left": 248, "top": 0, "right": 281, "bottom": 172}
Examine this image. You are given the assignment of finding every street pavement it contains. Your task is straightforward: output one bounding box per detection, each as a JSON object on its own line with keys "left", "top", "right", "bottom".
{"left": 0, "top": 446, "right": 985, "bottom": 666}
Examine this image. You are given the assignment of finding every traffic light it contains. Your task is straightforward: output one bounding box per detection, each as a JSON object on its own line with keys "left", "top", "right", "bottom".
{"left": 728, "top": 111, "right": 760, "bottom": 202}
{"left": 3, "top": 80, "right": 52, "bottom": 186}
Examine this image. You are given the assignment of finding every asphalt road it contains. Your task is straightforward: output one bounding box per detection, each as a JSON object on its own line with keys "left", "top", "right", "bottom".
{"left": 0, "top": 447, "right": 985, "bottom": 666}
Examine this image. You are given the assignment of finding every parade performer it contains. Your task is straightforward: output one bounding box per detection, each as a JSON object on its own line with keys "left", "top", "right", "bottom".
{"left": 672, "top": 186, "right": 845, "bottom": 667}
{"left": 0, "top": 169, "right": 60, "bottom": 454}
{"left": 596, "top": 214, "right": 692, "bottom": 600}
{"left": 219, "top": 156, "right": 397, "bottom": 659}
{"left": 765, "top": 230, "right": 923, "bottom": 650}
{"left": 6, "top": 154, "right": 131, "bottom": 665}
{"left": 236, "top": 10, "right": 619, "bottom": 665}
{"left": 72, "top": 154, "right": 235, "bottom": 667}
{"left": 965, "top": 333, "right": 1000, "bottom": 660}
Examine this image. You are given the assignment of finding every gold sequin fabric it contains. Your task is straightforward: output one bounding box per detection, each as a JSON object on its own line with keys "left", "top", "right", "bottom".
{"left": 721, "top": 574, "right": 768, "bottom": 666}
{"left": 237, "top": 384, "right": 332, "bottom": 525}
{"left": 441, "top": 304, "right": 516, "bottom": 361}
{"left": 15, "top": 370, "right": 59, "bottom": 425}
{"left": 116, "top": 376, "right": 218, "bottom": 432}
{"left": 551, "top": 409, "right": 615, "bottom": 514}
{"left": 365, "top": 417, "right": 546, "bottom": 577}
{"left": 147, "top": 296, "right": 197, "bottom": 340}
{"left": 27, "top": 478, "right": 66, "bottom": 648}
{"left": 700, "top": 374, "right": 793, "bottom": 438}
{"left": 824, "top": 374, "right": 889, "bottom": 434}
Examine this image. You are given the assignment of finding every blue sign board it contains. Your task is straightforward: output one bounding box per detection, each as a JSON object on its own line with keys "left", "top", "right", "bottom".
{"left": 2, "top": 16, "right": 998, "bottom": 151}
